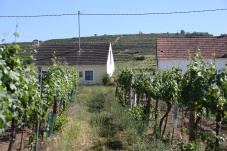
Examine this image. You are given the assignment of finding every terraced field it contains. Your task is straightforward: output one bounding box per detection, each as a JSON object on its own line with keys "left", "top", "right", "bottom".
{"left": 45, "top": 33, "right": 186, "bottom": 56}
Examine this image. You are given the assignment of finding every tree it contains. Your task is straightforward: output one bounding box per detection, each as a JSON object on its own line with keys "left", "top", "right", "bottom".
{"left": 180, "top": 30, "right": 185, "bottom": 35}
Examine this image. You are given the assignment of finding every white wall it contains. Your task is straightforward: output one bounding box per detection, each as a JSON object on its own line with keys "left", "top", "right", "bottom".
{"left": 158, "top": 60, "right": 190, "bottom": 73}
{"left": 38, "top": 65, "right": 107, "bottom": 85}
{"left": 76, "top": 65, "right": 106, "bottom": 85}
{"left": 215, "top": 59, "right": 227, "bottom": 72}
{"left": 158, "top": 59, "right": 227, "bottom": 73}
{"left": 106, "top": 43, "right": 115, "bottom": 76}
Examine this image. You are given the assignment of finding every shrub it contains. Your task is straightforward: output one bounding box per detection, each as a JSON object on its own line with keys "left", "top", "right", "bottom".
{"left": 134, "top": 55, "right": 145, "bottom": 61}
{"left": 102, "top": 73, "right": 111, "bottom": 85}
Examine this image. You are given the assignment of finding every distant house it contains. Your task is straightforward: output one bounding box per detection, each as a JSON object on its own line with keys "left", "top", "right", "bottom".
{"left": 34, "top": 41, "right": 115, "bottom": 85}
{"left": 156, "top": 37, "right": 227, "bottom": 73}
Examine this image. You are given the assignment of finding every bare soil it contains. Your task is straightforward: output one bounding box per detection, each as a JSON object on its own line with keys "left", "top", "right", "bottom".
{"left": 151, "top": 100, "right": 227, "bottom": 150}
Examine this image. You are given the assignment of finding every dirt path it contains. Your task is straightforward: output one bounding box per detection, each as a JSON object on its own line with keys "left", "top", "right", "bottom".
{"left": 112, "top": 35, "right": 122, "bottom": 45}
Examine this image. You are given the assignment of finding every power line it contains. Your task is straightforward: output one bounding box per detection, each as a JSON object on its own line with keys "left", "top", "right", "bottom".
{"left": 0, "top": 14, "right": 77, "bottom": 18}
{"left": 0, "top": 8, "right": 226, "bottom": 18}
{"left": 82, "top": 8, "right": 227, "bottom": 15}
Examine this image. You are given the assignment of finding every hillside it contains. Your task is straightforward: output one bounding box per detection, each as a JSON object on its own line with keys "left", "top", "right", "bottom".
{"left": 11, "top": 32, "right": 213, "bottom": 75}
{"left": 46, "top": 33, "right": 184, "bottom": 55}
{"left": 45, "top": 33, "right": 213, "bottom": 61}
{"left": 4, "top": 32, "right": 214, "bottom": 56}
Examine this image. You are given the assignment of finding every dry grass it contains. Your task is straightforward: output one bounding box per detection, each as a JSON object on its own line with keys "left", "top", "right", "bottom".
{"left": 46, "top": 103, "right": 97, "bottom": 151}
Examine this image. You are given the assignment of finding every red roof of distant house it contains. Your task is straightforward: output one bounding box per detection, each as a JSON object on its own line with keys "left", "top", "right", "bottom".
{"left": 34, "top": 42, "right": 110, "bottom": 66}
{"left": 157, "top": 37, "right": 227, "bottom": 60}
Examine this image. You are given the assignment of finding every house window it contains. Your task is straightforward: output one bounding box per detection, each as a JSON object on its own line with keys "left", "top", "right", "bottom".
{"left": 85, "top": 70, "right": 93, "bottom": 80}
{"left": 79, "top": 71, "right": 83, "bottom": 77}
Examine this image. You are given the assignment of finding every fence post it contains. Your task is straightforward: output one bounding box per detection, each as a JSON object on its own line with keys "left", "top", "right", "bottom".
{"left": 145, "top": 92, "right": 151, "bottom": 126}
{"left": 154, "top": 97, "right": 159, "bottom": 128}
{"left": 132, "top": 93, "right": 137, "bottom": 109}
{"left": 47, "top": 113, "right": 56, "bottom": 137}
{"left": 128, "top": 74, "right": 133, "bottom": 106}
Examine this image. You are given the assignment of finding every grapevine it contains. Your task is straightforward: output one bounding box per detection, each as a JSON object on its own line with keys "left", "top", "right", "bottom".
{"left": 0, "top": 44, "right": 78, "bottom": 150}
{"left": 115, "top": 51, "right": 227, "bottom": 150}
{"left": 159, "top": 67, "right": 182, "bottom": 138}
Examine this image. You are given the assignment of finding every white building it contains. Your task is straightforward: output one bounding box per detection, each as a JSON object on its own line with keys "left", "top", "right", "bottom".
{"left": 156, "top": 37, "right": 227, "bottom": 73}
{"left": 34, "top": 42, "right": 115, "bottom": 85}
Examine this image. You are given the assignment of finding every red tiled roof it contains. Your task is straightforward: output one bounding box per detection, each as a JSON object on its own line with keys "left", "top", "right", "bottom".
{"left": 157, "top": 37, "right": 227, "bottom": 60}
{"left": 34, "top": 42, "right": 110, "bottom": 66}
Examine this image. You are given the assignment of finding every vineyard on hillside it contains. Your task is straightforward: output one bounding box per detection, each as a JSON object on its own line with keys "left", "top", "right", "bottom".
{"left": 115, "top": 52, "right": 227, "bottom": 150}
{"left": 0, "top": 33, "right": 221, "bottom": 150}
{"left": 0, "top": 44, "right": 78, "bottom": 151}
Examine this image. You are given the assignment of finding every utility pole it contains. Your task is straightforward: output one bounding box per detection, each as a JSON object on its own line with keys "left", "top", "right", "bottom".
{"left": 78, "top": 11, "right": 80, "bottom": 51}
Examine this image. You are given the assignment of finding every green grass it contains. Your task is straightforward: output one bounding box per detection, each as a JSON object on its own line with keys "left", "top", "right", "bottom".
{"left": 84, "top": 86, "right": 140, "bottom": 150}
{"left": 46, "top": 86, "right": 172, "bottom": 151}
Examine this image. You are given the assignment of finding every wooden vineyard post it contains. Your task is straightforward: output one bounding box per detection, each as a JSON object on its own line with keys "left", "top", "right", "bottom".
{"left": 128, "top": 74, "right": 133, "bottom": 106}
{"left": 53, "top": 98, "right": 57, "bottom": 115}
{"left": 145, "top": 93, "right": 151, "bottom": 126}
{"left": 137, "top": 93, "right": 140, "bottom": 105}
{"left": 189, "top": 70, "right": 196, "bottom": 142}
{"left": 216, "top": 110, "right": 222, "bottom": 150}
{"left": 124, "top": 90, "right": 127, "bottom": 105}
{"left": 7, "top": 118, "right": 15, "bottom": 151}
{"left": 19, "top": 125, "right": 25, "bottom": 151}
{"left": 189, "top": 109, "right": 196, "bottom": 141}
{"left": 154, "top": 97, "right": 159, "bottom": 128}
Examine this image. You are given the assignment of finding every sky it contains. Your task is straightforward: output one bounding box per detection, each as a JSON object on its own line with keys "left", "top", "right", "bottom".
{"left": 0, "top": 0, "right": 227, "bottom": 43}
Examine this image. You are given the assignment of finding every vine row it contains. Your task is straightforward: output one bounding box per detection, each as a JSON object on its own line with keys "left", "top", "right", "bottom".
{"left": 116, "top": 52, "right": 227, "bottom": 150}
{"left": 0, "top": 44, "right": 78, "bottom": 150}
